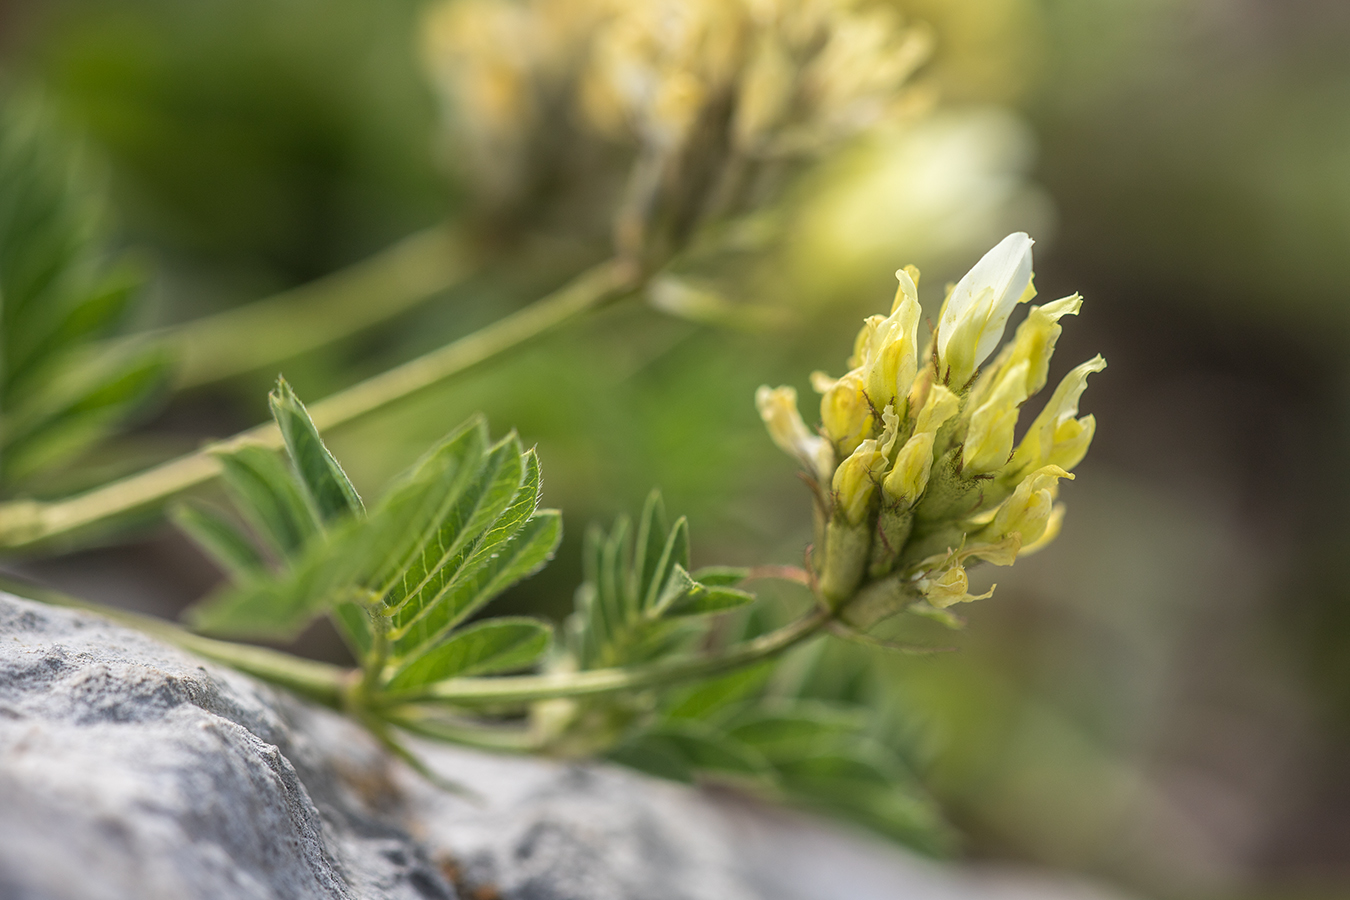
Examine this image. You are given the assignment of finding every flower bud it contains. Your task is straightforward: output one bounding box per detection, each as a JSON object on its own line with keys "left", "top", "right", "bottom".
{"left": 1009, "top": 355, "right": 1106, "bottom": 476}
{"left": 884, "top": 431, "right": 935, "bottom": 503}
{"left": 756, "top": 385, "right": 833, "bottom": 481}
{"left": 882, "top": 383, "right": 959, "bottom": 503}
{"left": 861, "top": 269, "right": 922, "bottom": 412}
{"left": 1018, "top": 503, "right": 1065, "bottom": 556}
{"left": 961, "top": 360, "right": 1030, "bottom": 475}
{"left": 920, "top": 558, "right": 995, "bottom": 609}
{"left": 831, "top": 439, "right": 886, "bottom": 526}
{"left": 814, "top": 369, "right": 873, "bottom": 456}
{"left": 987, "top": 465, "right": 1072, "bottom": 546}
{"left": 937, "top": 232, "right": 1035, "bottom": 389}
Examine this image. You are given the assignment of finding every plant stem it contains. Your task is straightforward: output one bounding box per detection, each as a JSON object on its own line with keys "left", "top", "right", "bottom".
{"left": 0, "top": 258, "right": 638, "bottom": 550}
{"left": 1, "top": 574, "right": 348, "bottom": 707}
{"left": 165, "top": 223, "right": 476, "bottom": 389}
{"left": 379, "top": 608, "right": 831, "bottom": 708}
{"left": 8, "top": 572, "right": 830, "bottom": 713}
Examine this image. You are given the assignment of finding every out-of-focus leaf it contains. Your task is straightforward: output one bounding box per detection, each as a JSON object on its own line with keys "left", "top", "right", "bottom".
{"left": 215, "top": 445, "right": 318, "bottom": 557}
{"left": 652, "top": 563, "right": 755, "bottom": 618}
{"left": 689, "top": 566, "right": 751, "bottom": 587}
{"left": 0, "top": 96, "right": 165, "bottom": 491}
{"left": 609, "top": 721, "right": 771, "bottom": 784}
{"left": 387, "top": 616, "right": 552, "bottom": 689}
{"left": 170, "top": 501, "right": 266, "bottom": 582}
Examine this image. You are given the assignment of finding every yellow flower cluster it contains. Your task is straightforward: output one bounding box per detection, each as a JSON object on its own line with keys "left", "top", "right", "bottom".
{"left": 422, "top": 0, "right": 931, "bottom": 262}
{"left": 757, "top": 233, "right": 1105, "bottom": 613}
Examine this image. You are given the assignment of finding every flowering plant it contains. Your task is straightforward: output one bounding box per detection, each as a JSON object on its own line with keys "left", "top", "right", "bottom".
{"left": 759, "top": 233, "right": 1105, "bottom": 622}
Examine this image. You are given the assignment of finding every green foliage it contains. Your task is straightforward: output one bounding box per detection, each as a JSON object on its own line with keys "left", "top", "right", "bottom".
{"left": 0, "top": 96, "right": 167, "bottom": 492}
{"left": 612, "top": 635, "right": 952, "bottom": 854}
{"left": 178, "top": 377, "right": 560, "bottom": 694}
{"left": 555, "top": 497, "right": 949, "bottom": 853}
{"left": 567, "top": 490, "right": 754, "bottom": 670}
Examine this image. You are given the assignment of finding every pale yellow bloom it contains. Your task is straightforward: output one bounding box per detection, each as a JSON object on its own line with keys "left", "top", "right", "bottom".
{"left": 920, "top": 557, "right": 995, "bottom": 609}
{"left": 881, "top": 383, "right": 958, "bottom": 502}
{"left": 1008, "top": 354, "right": 1106, "bottom": 476}
{"left": 859, "top": 268, "right": 922, "bottom": 413}
{"left": 936, "top": 232, "right": 1035, "bottom": 389}
{"left": 756, "top": 385, "right": 833, "bottom": 481}
{"left": 987, "top": 464, "right": 1072, "bottom": 546}
{"left": 1017, "top": 503, "right": 1065, "bottom": 556}
{"left": 832, "top": 438, "right": 886, "bottom": 525}
{"left": 973, "top": 293, "right": 1082, "bottom": 407}
{"left": 814, "top": 369, "right": 873, "bottom": 456}
{"left": 961, "top": 360, "right": 1029, "bottom": 475}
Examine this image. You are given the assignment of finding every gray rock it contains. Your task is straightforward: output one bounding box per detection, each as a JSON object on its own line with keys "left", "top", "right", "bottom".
{"left": 0, "top": 592, "right": 1136, "bottom": 900}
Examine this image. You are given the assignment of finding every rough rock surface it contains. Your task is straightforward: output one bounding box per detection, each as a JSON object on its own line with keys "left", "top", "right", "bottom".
{"left": 0, "top": 592, "right": 1133, "bottom": 900}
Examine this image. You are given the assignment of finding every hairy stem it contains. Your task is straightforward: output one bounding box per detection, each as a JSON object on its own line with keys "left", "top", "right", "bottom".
{"left": 378, "top": 608, "right": 831, "bottom": 707}
{"left": 165, "top": 224, "right": 476, "bottom": 389}
{"left": 0, "top": 258, "right": 638, "bottom": 550}
{"left": 10, "top": 573, "right": 830, "bottom": 714}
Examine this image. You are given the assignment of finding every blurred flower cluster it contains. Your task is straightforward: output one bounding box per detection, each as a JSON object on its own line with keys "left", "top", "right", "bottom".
{"left": 758, "top": 233, "right": 1105, "bottom": 617}
{"left": 422, "top": 0, "right": 932, "bottom": 267}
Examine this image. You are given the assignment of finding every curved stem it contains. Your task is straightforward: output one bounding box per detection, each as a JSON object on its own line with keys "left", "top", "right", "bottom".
{"left": 378, "top": 607, "right": 831, "bottom": 708}
{"left": 1, "top": 574, "right": 348, "bottom": 707}
{"left": 0, "top": 258, "right": 638, "bottom": 550}
{"left": 166, "top": 223, "right": 476, "bottom": 389}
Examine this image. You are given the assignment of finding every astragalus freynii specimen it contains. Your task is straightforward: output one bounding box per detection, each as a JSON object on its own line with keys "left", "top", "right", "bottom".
{"left": 758, "top": 233, "right": 1105, "bottom": 619}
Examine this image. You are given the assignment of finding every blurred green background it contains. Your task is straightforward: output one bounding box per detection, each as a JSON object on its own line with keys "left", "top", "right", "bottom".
{"left": 3, "top": 0, "right": 1350, "bottom": 898}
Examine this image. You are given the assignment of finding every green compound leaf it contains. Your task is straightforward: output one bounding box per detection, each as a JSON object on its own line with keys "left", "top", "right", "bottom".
{"left": 0, "top": 98, "right": 167, "bottom": 491}
{"left": 269, "top": 377, "right": 364, "bottom": 523}
{"left": 567, "top": 492, "right": 756, "bottom": 670}
{"left": 182, "top": 400, "right": 559, "bottom": 659}
{"left": 386, "top": 617, "right": 553, "bottom": 690}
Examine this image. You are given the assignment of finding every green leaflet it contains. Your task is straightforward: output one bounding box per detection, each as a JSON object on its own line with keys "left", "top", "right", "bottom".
{"left": 568, "top": 492, "right": 756, "bottom": 670}
{"left": 170, "top": 501, "right": 266, "bottom": 582}
{"left": 651, "top": 564, "right": 754, "bottom": 618}
{"left": 609, "top": 721, "right": 772, "bottom": 785}
{"left": 385, "top": 436, "right": 524, "bottom": 628}
{"left": 215, "top": 445, "right": 318, "bottom": 557}
{"left": 386, "top": 617, "right": 553, "bottom": 690}
{"left": 270, "top": 377, "right": 364, "bottom": 523}
{"left": 187, "top": 512, "right": 376, "bottom": 638}
{"left": 390, "top": 508, "right": 561, "bottom": 660}
{"left": 0, "top": 96, "right": 166, "bottom": 491}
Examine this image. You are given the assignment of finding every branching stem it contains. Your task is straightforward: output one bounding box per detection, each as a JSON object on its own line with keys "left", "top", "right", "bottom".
{"left": 163, "top": 223, "right": 476, "bottom": 389}
{"left": 11, "top": 574, "right": 832, "bottom": 713}
{"left": 0, "top": 258, "right": 638, "bottom": 550}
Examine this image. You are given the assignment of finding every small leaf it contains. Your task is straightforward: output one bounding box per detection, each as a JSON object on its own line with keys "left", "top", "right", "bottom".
{"left": 391, "top": 508, "right": 562, "bottom": 657}
{"left": 723, "top": 707, "right": 868, "bottom": 764}
{"left": 368, "top": 417, "right": 489, "bottom": 594}
{"left": 269, "top": 377, "right": 364, "bottom": 523}
{"left": 332, "top": 601, "right": 375, "bottom": 660}
{"left": 610, "top": 722, "right": 770, "bottom": 783}
{"left": 651, "top": 564, "right": 755, "bottom": 618}
{"left": 215, "top": 445, "right": 318, "bottom": 557}
{"left": 631, "top": 490, "right": 668, "bottom": 606}
{"left": 663, "top": 662, "right": 774, "bottom": 721}
{"left": 690, "top": 566, "right": 751, "bottom": 587}
{"left": 641, "top": 516, "right": 689, "bottom": 610}
{"left": 170, "top": 501, "right": 266, "bottom": 581}
{"left": 386, "top": 435, "right": 524, "bottom": 628}
{"left": 386, "top": 617, "right": 552, "bottom": 690}
{"left": 187, "top": 521, "right": 366, "bottom": 638}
